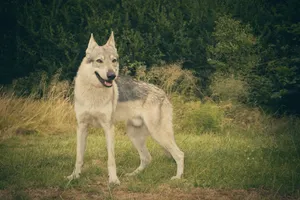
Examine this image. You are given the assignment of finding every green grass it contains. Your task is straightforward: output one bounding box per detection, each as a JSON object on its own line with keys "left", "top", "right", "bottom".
{"left": 0, "top": 126, "right": 299, "bottom": 199}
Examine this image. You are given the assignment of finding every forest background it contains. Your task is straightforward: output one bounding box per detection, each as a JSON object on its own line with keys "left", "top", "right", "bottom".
{"left": 1, "top": 0, "right": 300, "bottom": 114}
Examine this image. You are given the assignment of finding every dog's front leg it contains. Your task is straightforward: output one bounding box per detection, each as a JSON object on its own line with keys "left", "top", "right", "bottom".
{"left": 67, "top": 123, "right": 88, "bottom": 180}
{"left": 103, "top": 124, "right": 120, "bottom": 185}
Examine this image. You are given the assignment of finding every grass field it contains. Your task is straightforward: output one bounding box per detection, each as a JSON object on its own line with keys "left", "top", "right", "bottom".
{"left": 0, "top": 70, "right": 300, "bottom": 199}
{"left": 1, "top": 117, "right": 299, "bottom": 199}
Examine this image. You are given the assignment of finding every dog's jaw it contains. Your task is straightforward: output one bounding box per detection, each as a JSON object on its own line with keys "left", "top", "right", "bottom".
{"left": 94, "top": 71, "right": 113, "bottom": 88}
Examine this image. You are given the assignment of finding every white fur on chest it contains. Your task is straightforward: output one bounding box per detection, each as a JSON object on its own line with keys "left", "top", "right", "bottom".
{"left": 74, "top": 77, "right": 117, "bottom": 126}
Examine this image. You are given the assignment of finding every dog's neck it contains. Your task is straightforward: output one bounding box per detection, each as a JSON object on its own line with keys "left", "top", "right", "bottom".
{"left": 74, "top": 74, "right": 117, "bottom": 107}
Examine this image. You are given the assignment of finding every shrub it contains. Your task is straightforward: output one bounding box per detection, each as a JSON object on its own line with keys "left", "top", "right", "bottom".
{"left": 172, "top": 95, "right": 224, "bottom": 134}
{"left": 122, "top": 63, "right": 201, "bottom": 98}
{"left": 12, "top": 69, "right": 74, "bottom": 99}
{"left": 207, "top": 15, "right": 259, "bottom": 76}
{"left": 210, "top": 73, "right": 249, "bottom": 103}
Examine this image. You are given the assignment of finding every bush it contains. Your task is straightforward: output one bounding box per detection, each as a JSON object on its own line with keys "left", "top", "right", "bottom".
{"left": 172, "top": 95, "right": 224, "bottom": 134}
{"left": 210, "top": 73, "right": 249, "bottom": 103}
{"left": 207, "top": 15, "right": 259, "bottom": 76}
{"left": 12, "top": 69, "right": 74, "bottom": 99}
{"left": 122, "top": 63, "right": 201, "bottom": 98}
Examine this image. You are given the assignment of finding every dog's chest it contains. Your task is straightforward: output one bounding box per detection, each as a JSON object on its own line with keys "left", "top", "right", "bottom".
{"left": 75, "top": 93, "right": 114, "bottom": 126}
{"left": 76, "top": 104, "right": 113, "bottom": 127}
{"left": 83, "top": 110, "right": 109, "bottom": 127}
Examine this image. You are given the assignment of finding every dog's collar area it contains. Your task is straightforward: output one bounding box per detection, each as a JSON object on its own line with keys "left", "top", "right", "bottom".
{"left": 94, "top": 71, "right": 113, "bottom": 87}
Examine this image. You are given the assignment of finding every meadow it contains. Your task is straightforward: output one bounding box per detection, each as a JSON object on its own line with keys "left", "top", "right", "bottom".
{"left": 0, "top": 65, "right": 299, "bottom": 199}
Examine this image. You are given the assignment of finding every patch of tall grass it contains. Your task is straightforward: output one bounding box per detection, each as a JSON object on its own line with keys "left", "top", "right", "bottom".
{"left": 172, "top": 95, "right": 224, "bottom": 134}
{"left": 0, "top": 71, "right": 75, "bottom": 139}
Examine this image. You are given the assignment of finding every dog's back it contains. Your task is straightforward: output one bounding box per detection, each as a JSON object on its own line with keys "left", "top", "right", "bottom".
{"left": 114, "top": 77, "right": 169, "bottom": 122}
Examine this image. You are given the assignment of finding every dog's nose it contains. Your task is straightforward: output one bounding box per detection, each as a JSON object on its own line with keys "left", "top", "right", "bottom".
{"left": 107, "top": 70, "right": 116, "bottom": 80}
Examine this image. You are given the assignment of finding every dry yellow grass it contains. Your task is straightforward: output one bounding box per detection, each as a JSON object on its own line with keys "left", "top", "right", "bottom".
{"left": 0, "top": 80, "right": 76, "bottom": 139}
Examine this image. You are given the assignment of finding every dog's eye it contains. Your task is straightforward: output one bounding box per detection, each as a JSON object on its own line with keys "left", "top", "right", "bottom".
{"left": 96, "top": 59, "right": 103, "bottom": 63}
{"left": 112, "top": 58, "right": 117, "bottom": 63}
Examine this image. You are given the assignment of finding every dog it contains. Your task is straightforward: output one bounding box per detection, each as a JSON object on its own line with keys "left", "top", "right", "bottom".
{"left": 67, "top": 32, "right": 184, "bottom": 185}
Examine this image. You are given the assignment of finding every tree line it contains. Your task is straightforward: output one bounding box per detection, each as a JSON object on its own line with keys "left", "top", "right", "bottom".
{"left": 1, "top": 0, "right": 300, "bottom": 114}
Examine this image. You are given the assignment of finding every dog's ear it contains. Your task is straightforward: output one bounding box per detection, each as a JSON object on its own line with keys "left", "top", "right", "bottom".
{"left": 86, "top": 33, "right": 98, "bottom": 56}
{"left": 105, "top": 31, "right": 116, "bottom": 48}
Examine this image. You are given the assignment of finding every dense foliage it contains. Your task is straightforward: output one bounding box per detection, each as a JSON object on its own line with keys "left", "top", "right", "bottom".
{"left": 1, "top": 0, "right": 300, "bottom": 114}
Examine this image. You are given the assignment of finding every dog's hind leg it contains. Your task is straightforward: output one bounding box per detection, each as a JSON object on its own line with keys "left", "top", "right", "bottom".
{"left": 149, "top": 129, "right": 184, "bottom": 179}
{"left": 144, "top": 103, "right": 184, "bottom": 180}
{"left": 67, "top": 123, "right": 88, "bottom": 180}
{"left": 125, "top": 122, "right": 152, "bottom": 176}
{"left": 149, "top": 127, "right": 184, "bottom": 180}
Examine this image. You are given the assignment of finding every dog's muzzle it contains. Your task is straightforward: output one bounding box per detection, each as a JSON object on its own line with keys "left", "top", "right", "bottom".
{"left": 94, "top": 71, "right": 116, "bottom": 87}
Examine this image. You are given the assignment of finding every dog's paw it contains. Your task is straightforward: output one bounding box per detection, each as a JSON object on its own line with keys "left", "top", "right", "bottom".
{"left": 125, "top": 172, "right": 136, "bottom": 177}
{"left": 125, "top": 168, "right": 142, "bottom": 177}
{"left": 66, "top": 173, "right": 80, "bottom": 181}
{"left": 171, "top": 175, "right": 181, "bottom": 180}
{"left": 109, "top": 178, "right": 120, "bottom": 185}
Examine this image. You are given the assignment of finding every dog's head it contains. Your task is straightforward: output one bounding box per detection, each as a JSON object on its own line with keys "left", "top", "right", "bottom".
{"left": 82, "top": 32, "right": 119, "bottom": 88}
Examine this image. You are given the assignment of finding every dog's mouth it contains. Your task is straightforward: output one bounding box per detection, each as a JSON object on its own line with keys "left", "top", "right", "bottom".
{"left": 94, "top": 71, "right": 113, "bottom": 87}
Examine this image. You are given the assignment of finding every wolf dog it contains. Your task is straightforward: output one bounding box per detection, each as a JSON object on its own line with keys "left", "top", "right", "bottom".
{"left": 67, "top": 32, "right": 184, "bottom": 185}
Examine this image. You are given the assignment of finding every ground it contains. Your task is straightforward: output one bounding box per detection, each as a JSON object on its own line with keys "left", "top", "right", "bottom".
{"left": 0, "top": 186, "right": 295, "bottom": 200}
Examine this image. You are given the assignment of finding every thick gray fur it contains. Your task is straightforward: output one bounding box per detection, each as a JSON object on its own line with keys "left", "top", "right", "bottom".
{"left": 116, "top": 77, "right": 149, "bottom": 102}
